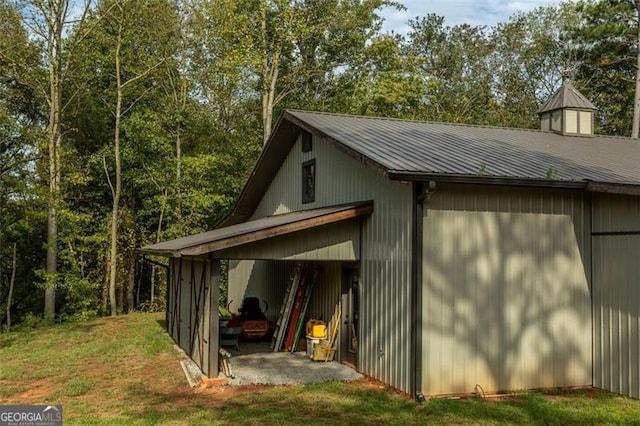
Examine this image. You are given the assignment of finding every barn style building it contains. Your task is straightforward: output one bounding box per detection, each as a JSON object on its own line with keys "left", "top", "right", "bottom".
{"left": 142, "top": 82, "right": 640, "bottom": 399}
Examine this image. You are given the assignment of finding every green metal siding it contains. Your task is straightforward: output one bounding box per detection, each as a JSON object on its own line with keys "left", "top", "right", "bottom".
{"left": 592, "top": 193, "right": 640, "bottom": 398}
{"left": 422, "top": 185, "right": 592, "bottom": 395}
{"left": 168, "top": 258, "right": 219, "bottom": 377}
{"left": 230, "top": 133, "right": 414, "bottom": 392}
{"left": 216, "top": 219, "right": 360, "bottom": 261}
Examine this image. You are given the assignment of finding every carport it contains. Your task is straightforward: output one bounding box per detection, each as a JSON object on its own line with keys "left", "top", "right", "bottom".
{"left": 140, "top": 201, "right": 373, "bottom": 379}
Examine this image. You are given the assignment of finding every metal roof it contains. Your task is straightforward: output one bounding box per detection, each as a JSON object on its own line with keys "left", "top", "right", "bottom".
{"left": 286, "top": 110, "right": 639, "bottom": 185}
{"left": 538, "top": 81, "right": 597, "bottom": 113}
{"left": 221, "top": 108, "right": 640, "bottom": 225}
{"left": 141, "top": 201, "right": 373, "bottom": 257}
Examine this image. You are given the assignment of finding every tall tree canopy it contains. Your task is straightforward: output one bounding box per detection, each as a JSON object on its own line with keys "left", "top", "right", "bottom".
{"left": 572, "top": 0, "right": 640, "bottom": 137}
{"left": 2, "top": 0, "right": 640, "bottom": 326}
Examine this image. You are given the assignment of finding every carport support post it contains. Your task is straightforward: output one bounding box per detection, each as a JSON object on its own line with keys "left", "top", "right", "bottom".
{"left": 207, "top": 258, "right": 220, "bottom": 377}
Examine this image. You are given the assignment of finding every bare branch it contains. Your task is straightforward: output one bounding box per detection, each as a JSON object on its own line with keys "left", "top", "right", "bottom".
{"left": 102, "top": 155, "right": 115, "bottom": 199}
{"left": 121, "top": 59, "right": 165, "bottom": 90}
{"left": 121, "top": 85, "right": 155, "bottom": 116}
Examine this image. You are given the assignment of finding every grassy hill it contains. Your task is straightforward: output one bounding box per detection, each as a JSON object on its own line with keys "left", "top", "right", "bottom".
{"left": 1, "top": 313, "right": 640, "bottom": 425}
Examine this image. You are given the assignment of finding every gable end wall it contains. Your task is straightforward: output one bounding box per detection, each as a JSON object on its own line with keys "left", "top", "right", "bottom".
{"left": 230, "top": 133, "right": 414, "bottom": 393}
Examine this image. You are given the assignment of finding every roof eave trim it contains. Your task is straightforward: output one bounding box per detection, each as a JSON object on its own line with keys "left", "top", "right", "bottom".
{"left": 137, "top": 248, "right": 183, "bottom": 258}
{"left": 387, "top": 171, "right": 588, "bottom": 189}
{"left": 587, "top": 181, "right": 640, "bottom": 196}
{"left": 181, "top": 201, "right": 374, "bottom": 257}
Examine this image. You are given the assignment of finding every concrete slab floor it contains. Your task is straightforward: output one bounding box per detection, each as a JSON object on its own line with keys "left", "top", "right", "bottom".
{"left": 220, "top": 341, "right": 362, "bottom": 386}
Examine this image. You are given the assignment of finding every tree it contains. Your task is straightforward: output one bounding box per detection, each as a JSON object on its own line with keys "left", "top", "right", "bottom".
{"left": 91, "top": 0, "right": 177, "bottom": 315}
{"left": 0, "top": 0, "right": 47, "bottom": 327}
{"left": 489, "top": 3, "right": 582, "bottom": 128}
{"left": 572, "top": 0, "right": 640, "bottom": 136}
{"left": 15, "top": 0, "right": 94, "bottom": 322}
{"left": 190, "top": 0, "right": 399, "bottom": 143}
{"left": 405, "top": 15, "right": 495, "bottom": 123}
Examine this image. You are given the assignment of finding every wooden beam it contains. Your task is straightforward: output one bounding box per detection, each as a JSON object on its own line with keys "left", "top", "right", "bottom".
{"left": 181, "top": 203, "right": 373, "bottom": 257}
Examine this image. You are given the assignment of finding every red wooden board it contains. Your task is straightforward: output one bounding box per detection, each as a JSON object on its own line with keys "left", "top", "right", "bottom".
{"left": 284, "top": 275, "right": 307, "bottom": 351}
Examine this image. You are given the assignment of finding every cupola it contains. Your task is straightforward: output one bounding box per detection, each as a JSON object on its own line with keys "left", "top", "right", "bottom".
{"left": 538, "top": 80, "right": 597, "bottom": 136}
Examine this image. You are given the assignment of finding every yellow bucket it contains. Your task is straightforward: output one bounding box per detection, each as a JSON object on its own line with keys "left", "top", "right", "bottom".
{"left": 306, "top": 320, "right": 327, "bottom": 338}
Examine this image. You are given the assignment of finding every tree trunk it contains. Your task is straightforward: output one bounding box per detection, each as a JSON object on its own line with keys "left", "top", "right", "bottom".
{"left": 136, "top": 260, "right": 142, "bottom": 306}
{"left": 150, "top": 189, "right": 166, "bottom": 305}
{"left": 108, "top": 12, "right": 124, "bottom": 317}
{"left": 6, "top": 243, "right": 16, "bottom": 330}
{"left": 633, "top": 1, "right": 640, "bottom": 138}
{"left": 260, "top": 2, "right": 280, "bottom": 145}
{"left": 262, "top": 51, "right": 280, "bottom": 145}
{"left": 22, "top": 1, "right": 92, "bottom": 322}
{"left": 175, "top": 78, "right": 185, "bottom": 220}
{"left": 44, "top": 6, "right": 64, "bottom": 322}
{"left": 127, "top": 249, "right": 135, "bottom": 312}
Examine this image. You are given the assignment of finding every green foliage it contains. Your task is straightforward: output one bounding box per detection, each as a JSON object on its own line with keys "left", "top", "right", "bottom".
{"left": 17, "top": 312, "right": 46, "bottom": 329}
{"left": 137, "top": 297, "right": 165, "bottom": 313}
{"left": 489, "top": 3, "right": 581, "bottom": 128}
{"left": 3, "top": 0, "right": 640, "bottom": 324}
{"left": 571, "top": 0, "right": 639, "bottom": 136}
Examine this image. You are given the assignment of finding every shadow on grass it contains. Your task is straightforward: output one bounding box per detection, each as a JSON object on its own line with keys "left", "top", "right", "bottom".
{"left": 425, "top": 389, "right": 640, "bottom": 425}
{"left": 90, "top": 381, "right": 417, "bottom": 425}
{"left": 64, "top": 384, "right": 640, "bottom": 425}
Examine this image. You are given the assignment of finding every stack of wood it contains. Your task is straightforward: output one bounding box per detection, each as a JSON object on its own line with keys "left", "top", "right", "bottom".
{"left": 312, "top": 301, "right": 340, "bottom": 362}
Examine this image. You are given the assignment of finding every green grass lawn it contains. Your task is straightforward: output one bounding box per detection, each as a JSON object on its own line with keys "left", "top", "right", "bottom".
{"left": 1, "top": 313, "right": 640, "bottom": 425}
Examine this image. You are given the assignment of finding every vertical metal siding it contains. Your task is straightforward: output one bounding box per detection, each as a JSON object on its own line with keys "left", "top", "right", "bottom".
{"left": 422, "top": 185, "right": 592, "bottom": 395}
{"left": 592, "top": 193, "right": 640, "bottom": 233}
{"left": 227, "top": 260, "right": 288, "bottom": 322}
{"left": 592, "top": 193, "right": 640, "bottom": 398}
{"left": 234, "top": 134, "right": 413, "bottom": 393}
{"left": 265, "top": 261, "right": 291, "bottom": 322}
{"left": 167, "top": 258, "right": 175, "bottom": 341}
{"left": 166, "top": 258, "right": 219, "bottom": 377}
{"left": 227, "top": 260, "right": 253, "bottom": 315}
{"left": 215, "top": 220, "right": 359, "bottom": 261}
{"left": 178, "top": 258, "right": 191, "bottom": 350}
{"left": 308, "top": 262, "right": 342, "bottom": 349}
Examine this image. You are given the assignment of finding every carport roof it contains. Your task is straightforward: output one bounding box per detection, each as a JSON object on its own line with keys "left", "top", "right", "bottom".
{"left": 140, "top": 201, "right": 373, "bottom": 257}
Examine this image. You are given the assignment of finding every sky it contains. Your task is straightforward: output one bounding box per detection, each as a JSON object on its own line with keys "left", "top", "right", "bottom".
{"left": 380, "top": 0, "right": 562, "bottom": 35}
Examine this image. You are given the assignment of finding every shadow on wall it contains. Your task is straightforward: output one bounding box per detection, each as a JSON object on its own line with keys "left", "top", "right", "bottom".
{"left": 227, "top": 260, "right": 291, "bottom": 322}
{"left": 422, "top": 209, "right": 592, "bottom": 395}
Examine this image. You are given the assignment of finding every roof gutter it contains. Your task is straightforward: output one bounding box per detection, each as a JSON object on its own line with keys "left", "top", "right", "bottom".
{"left": 586, "top": 181, "right": 640, "bottom": 196}
{"left": 388, "top": 171, "right": 588, "bottom": 190}
{"left": 137, "top": 248, "right": 183, "bottom": 258}
{"left": 389, "top": 171, "right": 640, "bottom": 195}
